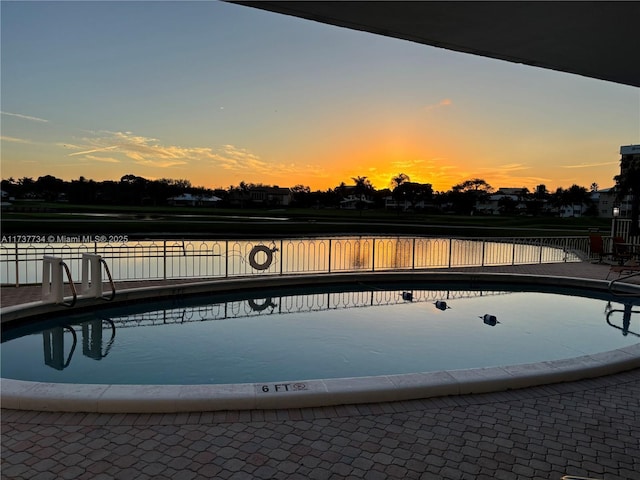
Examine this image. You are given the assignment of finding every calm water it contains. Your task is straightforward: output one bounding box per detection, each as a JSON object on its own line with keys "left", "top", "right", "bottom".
{"left": 2, "top": 283, "right": 638, "bottom": 385}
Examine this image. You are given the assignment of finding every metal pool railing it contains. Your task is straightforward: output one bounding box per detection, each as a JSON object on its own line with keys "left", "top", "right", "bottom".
{"left": 0, "top": 236, "right": 589, "bottom": 287}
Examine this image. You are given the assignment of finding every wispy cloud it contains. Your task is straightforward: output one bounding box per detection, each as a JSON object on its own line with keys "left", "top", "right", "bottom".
{"left": 68, "top": 131, "right": 192, "bottom": 168}
{"left": 390, "top": 158, "right": 426, "bottom": 170}
{"left": 425, "top": 98, "right": 453, "bottom": 111}
{"left": 471, "top": 163, "right": 550, "bottom": 188}
{"left": 213, "top": 144, "right": 268, "bottom": 171}
{"left": 1, "top": 111, "right": 48, "bottom": 123}
{"left": 1, "top": 135, "right": 31, "bottom": 144}
{"left": 60, "top": 130, "right": 328, "bottom": 182}
{"left": 68, "top": 146, "right": 118, "bottom": 157}
{"left": 479, "top": 163, "right": 531, "bottom": 173}
{"left": 66, "top": 131, "right": 273, "bottom": 171}
{"left": 561, "top": 161, "right": 619, "bottom": 169}
{"left": 84, "top": 155, "right": 121, "bottom": 163}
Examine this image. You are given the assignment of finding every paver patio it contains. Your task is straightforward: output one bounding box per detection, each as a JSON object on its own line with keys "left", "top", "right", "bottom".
{"left": 2, "top": 262, "right": 639, "bottom": 479}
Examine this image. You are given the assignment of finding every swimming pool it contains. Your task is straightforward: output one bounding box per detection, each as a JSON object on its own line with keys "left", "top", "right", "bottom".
{"left": 2, "top": 272, "right": 639, "bottom": 412}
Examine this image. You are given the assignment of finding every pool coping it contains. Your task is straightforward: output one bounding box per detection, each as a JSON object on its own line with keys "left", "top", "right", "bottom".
{"left": 2, "top": 271, "right": 639, "bottom": 413}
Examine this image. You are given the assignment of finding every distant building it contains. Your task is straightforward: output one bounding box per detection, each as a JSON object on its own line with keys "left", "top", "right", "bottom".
{"left": 0, "top": 189, "right": 11, "bottom": 208}
{"left": 340, "top": 194, "right": 375, "bottom": 210}
{"left": 249, "top": 186, "right": 292, "bottom": 206}
{"left": 558, "top": 203, "right": 588, "bottom": 218}
{"left": 227, "top": 185, "right": 292, "bottom": 207}
{"left": 619, "top": 145, "right": 640, "bottom": 204}
{"left": 595, "top": 187, "right": 629, "bottom": 218}
{"left": 620, "top": 144, "right": 640, "bottom": 176}
{"left": 384, "top": 182, "right": 434, "bottom": 211}
{"left": 475, "top": 188, "right": 527, "bottom": 215}
{"left": 617, "top": 144, "right": 640, "bottom": 235}
{"left": 607, "top": 144, "right": 640, "bottom": 218}
{"left": 168, "top": 193, "right": 222, "bottom": 207}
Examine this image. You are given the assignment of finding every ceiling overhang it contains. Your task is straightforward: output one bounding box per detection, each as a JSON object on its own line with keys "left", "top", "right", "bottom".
{"left": 231, "top": 1, "right": 640, "bottom": 88}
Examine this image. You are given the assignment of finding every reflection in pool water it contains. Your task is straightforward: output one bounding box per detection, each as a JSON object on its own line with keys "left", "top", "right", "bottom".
{"left": 2, "top": 284, "right": 639, "bottom": 385}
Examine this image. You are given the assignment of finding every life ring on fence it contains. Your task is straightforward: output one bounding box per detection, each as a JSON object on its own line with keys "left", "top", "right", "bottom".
{"left": 248, "top": 245, "right": 274, "bottom": 270}
{"left": 248, "top": 298, "right": 276, "bottom": 312}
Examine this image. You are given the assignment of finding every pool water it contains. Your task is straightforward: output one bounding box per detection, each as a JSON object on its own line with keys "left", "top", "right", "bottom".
{"left": 2, "top": 284, "right": 639, "bottom": 385}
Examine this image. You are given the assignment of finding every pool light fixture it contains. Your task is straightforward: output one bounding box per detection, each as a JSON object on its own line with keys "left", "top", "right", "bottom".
{"left": 480, "top": 314, "right": 499, "bottom": 326}
{"left": 434, "top": 300, "right": 450, "bottom": 311}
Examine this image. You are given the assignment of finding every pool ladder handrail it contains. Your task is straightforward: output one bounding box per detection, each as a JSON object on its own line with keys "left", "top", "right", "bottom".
{"left": 43, "top": 325, "right": 78, "bottom": 369}
{"left": 99, "top": 258, "right": 116, "bottom": 301}
{"left": 605, "top": 309, "right": 640, "bottom": 337}
{"left": 607, "top": 270, "right": 640, "bottom": 297}
{"left": 60, "top": 261, "right": 77, "bottom": 308}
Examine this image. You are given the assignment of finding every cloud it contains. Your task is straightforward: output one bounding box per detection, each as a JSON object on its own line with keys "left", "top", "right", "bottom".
{"left": 469, "top": 163, "right": 550, "bottom": 188}
{"left": 68, "top": 146, "right": 118, "bottom": 157}
{"left": 212, "top": 144, "right": 267, "bottom": 171}
{"left": 479, "top": 163, "right": 531, "bottom": 173}
{"left": 1, "top": 135, "right": 31, "bottom": 144}
{"left": 561, "top": 161, "right": 619, "bottom": 169}
{"left": 390, "top": 158, "right": 426, "bottom": 170}
{"left": 68, "top": 131, "right": 192, "bottom": 167}
{"left": 84, "top": 155, "right": 121, "bottom": 163}
{"left": 1, "top": 111, "right": 48, "bottom": 123}
{"left": 65, "top": 131, "right": 272, "bottom": 171}
{"left": 424, "top": 98, "right": 453, "bottom": 111}
{"left": 60, "top": 130, "right": 328, "bottom": 182}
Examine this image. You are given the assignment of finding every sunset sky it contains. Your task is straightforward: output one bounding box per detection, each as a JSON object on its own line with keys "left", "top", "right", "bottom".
{"left": 1, "top": 1, "right": 639, "bottom": 193}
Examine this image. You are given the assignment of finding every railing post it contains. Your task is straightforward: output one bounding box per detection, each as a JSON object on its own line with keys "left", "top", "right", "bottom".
{"left": 280, "top": 239, "right": 283, "bottom": 275}
{"left": 163, "top": 240, "right": 167, "bottom": 281}
{"left": 328, "top": 239, "right": 332, "bottom": 273}
{"left": 539, "top": 239, "right": 543, "bottom": 264}
{"left": 412, "top": 238, "right": 416, "bottom": 270}
{"left": 512, "top": 240, "right": 516, "bottom": 265}
{"left": 372, "top": 238, "right": 376, "bottom": 272}
{"left": 14, "top": 241, "right": 19, "bottom": 287}
{"left": 225, "top": 240, "right": 229, "bottom": 278}
{"left": 448, "top": 239, "right": 453, "bottom": 268}
{"left": 481, "top": 240, "right": 486, "bottom": 267}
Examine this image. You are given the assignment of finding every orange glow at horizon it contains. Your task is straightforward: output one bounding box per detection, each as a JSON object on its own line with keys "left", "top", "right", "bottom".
{"left": 0, "top": 126, "right": 624, "bottom": 195}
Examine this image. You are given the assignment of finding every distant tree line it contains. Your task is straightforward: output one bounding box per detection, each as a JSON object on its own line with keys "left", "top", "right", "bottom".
{"left": 1, "top": 173, "right": 603, "bottom": 216}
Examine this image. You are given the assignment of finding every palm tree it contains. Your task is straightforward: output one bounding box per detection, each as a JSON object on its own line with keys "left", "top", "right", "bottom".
{"left": 350, "top": 176, "right": 374, "bottom": 214}
{"left": 351, "top": 176, "right": 373, "bottom": 195}
{"left": 390, "top": 173, "right": 410, "bottom": 190}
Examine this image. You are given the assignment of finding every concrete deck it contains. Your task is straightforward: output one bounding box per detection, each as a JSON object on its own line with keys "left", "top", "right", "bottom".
{"left": 2, "top": 262, "right": 640, "bottom": 479}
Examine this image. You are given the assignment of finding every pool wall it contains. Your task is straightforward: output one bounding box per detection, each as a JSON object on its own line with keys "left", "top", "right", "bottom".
{"left": 2, "top": 272, "right": 639, "bottom": 413}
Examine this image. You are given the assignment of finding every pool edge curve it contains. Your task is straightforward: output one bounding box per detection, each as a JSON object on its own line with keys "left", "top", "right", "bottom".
{"left": 2, "top": 272, "right": 639, "bottom": 413}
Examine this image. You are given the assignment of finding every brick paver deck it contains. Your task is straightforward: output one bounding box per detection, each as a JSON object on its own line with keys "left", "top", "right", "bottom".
{"left": 2, "top": 262, "right": 639, "bottom": 479}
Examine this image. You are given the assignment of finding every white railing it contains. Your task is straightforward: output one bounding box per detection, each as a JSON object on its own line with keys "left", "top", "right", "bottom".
{"left": 611, "top": 218, "right": 640, "bottom": 243}
{"left": 0, "top": 235, "right": 589, "bottom": 287}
